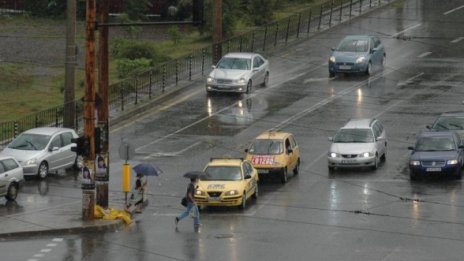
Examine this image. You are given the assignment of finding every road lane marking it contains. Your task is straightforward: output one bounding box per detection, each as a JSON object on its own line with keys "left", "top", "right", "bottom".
{"left": 52, "top": 238, "right": 63, "bottom": 242}
{"left": 391, "top": 23, "right": 422, "bottom": 37}
{"left": 33, "top": 254, "right": 44, "bottom": 258}
{"left": 46, "top": 243, "right": 57, "bottom": 247}
{"left": 450, "top": 37, "right": 464, "bottom": 43}
{"left": 444, "top": 5, "right": 464, "bottom": 15}
{"left": 142, "top": 141, "right": 202, "bottom": 158}
{"left": 40, "top": 249, "right": 52, "bottom": 253}
{"left": 397, "top": 72, "right": 424, "bottom": 87}
{"left": 417, "top": 52, "right": 432, "bottom": 58}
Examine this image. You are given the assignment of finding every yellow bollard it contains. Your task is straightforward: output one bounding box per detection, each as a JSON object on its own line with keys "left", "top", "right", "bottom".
{"left": 123, "top": 163, "right": 131, "bottom": 205}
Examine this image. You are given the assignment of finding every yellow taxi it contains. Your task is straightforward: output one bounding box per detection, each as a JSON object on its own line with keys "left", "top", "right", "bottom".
{"left": 245, "top": 131, "right": 300, "bottom": 183}
{"left": 194, "top": 158, "right": 259, "bottom": 209}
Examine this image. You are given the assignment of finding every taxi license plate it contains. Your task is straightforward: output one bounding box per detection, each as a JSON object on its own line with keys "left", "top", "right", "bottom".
{"left": 209, "top": 197, "right": 220, "bottom": 201}
{"left": 258, "top": 169, "right": 269, "bottom": 174}
{"left": 426, "top": 167, "right": 441, "bottom": 172}
{"left": 339, "top": 65, "right": 352, "bottom": 70}
{"left": 341, "top": 160, "right": 356, "bottom": 164}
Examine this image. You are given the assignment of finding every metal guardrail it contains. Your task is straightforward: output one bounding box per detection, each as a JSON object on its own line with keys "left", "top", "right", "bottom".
{"left": 0, "top": 0, "right": 391, "bottom": 146}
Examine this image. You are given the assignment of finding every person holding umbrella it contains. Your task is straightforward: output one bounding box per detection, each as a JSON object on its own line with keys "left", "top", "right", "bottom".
{"left": 131, "top": 173, "right": 147, "bottom": 213}
{"left": 176, "top": 171, "right": 205, "bottom": 231}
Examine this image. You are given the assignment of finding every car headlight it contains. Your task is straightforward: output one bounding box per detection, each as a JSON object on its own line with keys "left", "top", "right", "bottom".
{"left": 195, "top": 190, "right": 206, "bottom": 196}
{"left": 410, "top": 160, "right": 421, "bottom": 166}
{"left": 359, "top": 152, "right": 373, "bottom": 158}
{"left": 356, "top": 56, "right": 366, "bottom": 64}
{"left": 224, "top": 190, "right": 239, "bottom": 196}
{"left": 329, "top": 56, "right": 336, "bottom": 63}
{"left": 26, "top": 158, "right": 37, "bottom": 165}
{"left": 447, "top": 159, "right": 458, "bottom": 165}
{"left": 329, "top": 152, "right": 339, "bottom": 158}
{"left": 207, "top": 76, "right": 214, "bottom": 83}
{"left": 237, "top": 78, "right": 246, "bottom": 85}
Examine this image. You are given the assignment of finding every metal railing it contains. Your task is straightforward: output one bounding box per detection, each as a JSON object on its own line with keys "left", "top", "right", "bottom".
{"left": 0, "top": 0, "right": 391, "bottom": 146}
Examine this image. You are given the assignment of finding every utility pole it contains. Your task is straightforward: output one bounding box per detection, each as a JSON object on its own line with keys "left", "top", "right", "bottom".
{"left": 96, "top": 0, "right": 110, "bottom": 209}
{"left": 82, "top": 0, "right": 97, "bottom": 221}
{"left": 212, "top": 0, "right": 222, "bottom": 64}
{"left": 64, "top": 0, "right": 76, "bottom": 128}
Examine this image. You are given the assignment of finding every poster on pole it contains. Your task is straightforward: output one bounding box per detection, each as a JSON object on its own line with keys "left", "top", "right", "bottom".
{"left": 81, "top": 163, "right": 95, "bottom": 189}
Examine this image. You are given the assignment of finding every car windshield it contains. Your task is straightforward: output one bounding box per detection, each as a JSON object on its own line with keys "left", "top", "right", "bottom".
{"left": 415, "top": 136, "right": 456, "bottom": 151}
{"left": 337, "top": 38, "right": 369, "bottom": 52}
{"left": 8, "top": 133, "right": 50, "bottom": 151}
{"left": 333, "top": 129, "right": 374, "bottom": 143}
{"left": 248, "top": 139, "right": 283, "bottom": 155}
{"left": 216, "top": 57, "right": 251, "bottom": 70}
{"left": 204, "top": 166, "right": 242, "bottom": 181}
{"left": 432, "top": 117, "right": 464, "bottom": 131}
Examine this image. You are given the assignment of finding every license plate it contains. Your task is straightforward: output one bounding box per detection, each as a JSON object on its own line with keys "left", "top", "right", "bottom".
{"left": 426, "top": 167, "right": 441, "bottom": 172}
{"left": 341, "top": 160, "right": 356, "bottom": 164}
{"left": 257, "top": 169, "right": 269, "bottom": 174}
{"left": 209, "top": 197, "right": 220, "bottom": 201}
{"left": 339, "top": 65, "right": 352, "bottom": 70}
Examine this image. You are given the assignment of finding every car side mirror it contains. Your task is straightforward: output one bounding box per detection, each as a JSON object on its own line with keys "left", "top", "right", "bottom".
{"left": 407, "top": 146, "right": 414, "bottom": 150}
{"left": 459, "top": 145, "right": 464, "bottom": 149}
{"left": 244, "top": 148, "right": 249, "bottom": 153}
{"left": 252, "top": 68, "right": 258, "bottom": 72}
{"left": 211, "top": 65, "right": 216, "bottom": 69}
{"left": 244, "top": 174, "right": 252, "bottom": 179}
{"left": 49, "top": 146, "right": 59, "bottom": 152}
{"left": 287, "top": 148, "right": 293, "bottom": 154}
{"left": 426, "top": 125, "right": 431, "bottom": 130}
{"left": 328, "top": 137, "right": 333, "bottom": 141}
{"left": 331, "top": 47, "right": 335, "bottom": 51}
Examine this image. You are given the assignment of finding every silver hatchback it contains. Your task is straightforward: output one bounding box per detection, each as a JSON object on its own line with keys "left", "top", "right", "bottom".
{"left": 328, "top": 118, "right": 387, "bottom": 170}
{"left": 0, "top": 155, "right": 24, "bottom": 200}
{"left": 0, "top": 127, "right": 79, "bottom": 178}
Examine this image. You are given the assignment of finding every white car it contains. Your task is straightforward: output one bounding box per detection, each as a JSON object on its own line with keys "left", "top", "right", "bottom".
{"left": 206, "top": 52, "right": 269, "bottom": 94}
{"left": 0, "top": 155, "right": 24, "bottom": 201}
{"left": 0, "top": 127, "right": 79, "bottom": 179}
{"left": 328, "top": 118, "right": 387, "bottom": 171}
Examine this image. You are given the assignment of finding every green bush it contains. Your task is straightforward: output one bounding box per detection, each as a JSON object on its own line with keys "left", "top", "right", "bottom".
{"left": 116, "top": 58, "right": 151, "bottom": 79}
{"left": 168, "top": 26, "right": 182, "bottom": 45}
{"left": 111, "top": 39, "right": 156, "bottom": 60}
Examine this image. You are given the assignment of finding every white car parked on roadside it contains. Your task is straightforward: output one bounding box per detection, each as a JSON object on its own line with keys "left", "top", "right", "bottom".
{"left": 0, "top": 155, "right": 24, "bottom": 200}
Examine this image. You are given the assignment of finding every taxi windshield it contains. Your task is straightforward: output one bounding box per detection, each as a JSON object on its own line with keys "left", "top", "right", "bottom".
{"left": 248, "top": 139, "right": 283, "bottom": 155}
{"left": 204, "top": 166, "right": 242, "bottom": 181}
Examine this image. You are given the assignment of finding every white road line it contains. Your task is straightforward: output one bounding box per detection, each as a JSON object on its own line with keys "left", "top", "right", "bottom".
{"left": 27, "top": 259, "right": 38, "bottom": 261}
{"left": 417, "top": 52, "right": 432, "bottom": 58}
{"left": 450, "top": 37, "right": 464, "bottom": 43}
{"left": 33, "top": 254, "right": 44, "bottom": 258}
{"left": 397, "top": 72, "right": 424, "bottom": 87}
{"left": 46, "top": 243, "right": 57, "bottom": 247}
{"left": 52, "top": 238, "right": 64, "bottom": 242}
{"left": 444, "top": 5, "right": 464, "bottom": 15}
{"left": 391, "top": 23, "right": 422, "bottom": 37}
{"left": 143, "top": 141, "right": 201, "bottom": 158}
{"left": 40, "top": 249, "right": 52, "bottom": 253}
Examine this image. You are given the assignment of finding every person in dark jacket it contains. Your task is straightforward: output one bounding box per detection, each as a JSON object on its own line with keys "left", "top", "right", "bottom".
{"left": 175, "top": 178, "right": 201, "bottom": 231}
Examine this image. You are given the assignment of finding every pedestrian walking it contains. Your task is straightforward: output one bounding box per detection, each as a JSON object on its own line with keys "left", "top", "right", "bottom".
{"left": 131, "top": 173, "right": 147, "bottom": 213}
{"left": 175, "top": 178, "right": 201, "bottom": 231}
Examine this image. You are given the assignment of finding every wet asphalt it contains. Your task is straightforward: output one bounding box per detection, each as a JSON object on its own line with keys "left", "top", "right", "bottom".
{"left": 2, "top": 0, "right": 464, "bottom": 260}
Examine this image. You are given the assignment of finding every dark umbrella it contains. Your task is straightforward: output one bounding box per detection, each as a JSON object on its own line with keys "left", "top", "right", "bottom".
{"left": 133, "top": 163, "right": 163, "bottom": 176}
{"left": 183, "top": 171, "right": 208, "bottom": 179}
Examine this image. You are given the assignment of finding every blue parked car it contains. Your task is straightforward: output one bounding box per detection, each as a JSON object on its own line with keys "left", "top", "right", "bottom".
{"left": 408, "top": 131, "right": 464, "bottom": 180}
{"left": 329, "top": 35, "right": 385, "bottom": 77}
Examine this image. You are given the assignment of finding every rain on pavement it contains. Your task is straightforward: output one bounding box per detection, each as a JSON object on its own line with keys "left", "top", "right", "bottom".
{"left": 2, "top": 0, "right": 464, "bottom": 260}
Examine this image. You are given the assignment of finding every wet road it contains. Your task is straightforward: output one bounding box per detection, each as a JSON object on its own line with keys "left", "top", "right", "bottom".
{"left": 2, "top": 0, "right": 464, "bottom": 260}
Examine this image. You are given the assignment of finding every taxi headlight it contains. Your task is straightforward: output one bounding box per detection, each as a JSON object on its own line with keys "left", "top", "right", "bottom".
{"left": 26, "top": 158, "right": 37, "bottom": 165}
{"left": 195, "top": 190, "right": 206, "bottom": 196}
{"left": 359, "top": 152, "right": 373, "bottom": 158}
{"left": 329, "top": 152, "right": 339, "bottom": 158}
{"left": 410, "top": 160, "right": 421, "bottom": 166}
{"left": 207, "top": 76, "right": 214, "bottom": 83}
{"left": 329, "top": 56, "right": 336, "bottom": 63}
{"left": 356, "top": 56, "right": 366, "bottom": 64}
{"left": 447, "top": 159, "right": 458, "bottom": 165}
{"left": 225, "top": 190, "right": 239, "bottom": 196}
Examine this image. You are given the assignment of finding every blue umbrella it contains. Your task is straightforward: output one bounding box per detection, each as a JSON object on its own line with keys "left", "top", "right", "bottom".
{"left": 133, "top": 163, "right": 163, "bottom": 176}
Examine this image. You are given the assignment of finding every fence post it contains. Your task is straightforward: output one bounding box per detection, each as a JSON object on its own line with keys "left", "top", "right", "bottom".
{"left": 251, "top": 31, "right": 255, "bottom": 51}
{"left": 263, "top": 25, "right": 268, "bottom": 51}
{"left": 239, "top": 36, "right": 243, "bottom": 52}
{"left": 75, "top": 102, "right": 79, "bottom": 131}
{"left": 274, "top": 22, "right": 279, "bottom": 47}
{"left": 227, "top": 40, "right": 230, "bottom": 53}
{"left": 14, "top": 121, "right": 18, "bottom": 138}
{"left": 296, "top": 13, "right": 301, "bottom": 38}
{"left": 285, "top": 17, "right": 290, "bottom": 44}
{"left": 307, "top": 9, "right": 312, "bottom": 34}
{"left": 339, "top": 0, "right": 343, "bottom": 22}
{"left": 350, "top": 0, "right": 353, "bottom": 17}
{"left": 35, "top": 115, "right": 39, "bottom": 127}
{"left": 189, "top": 55, "right": 192, "bottom": 81}
{"left": 329, "top": 0, "right": 334, "bottom": 27}
{"left": 201, "top": 48, "right": 205, "bottom": 76}
{"left": 162, "top": 64, "right": 166, "bottom": 92}
{"left": 149, "top": 70, "right": 152, "bottom": 99}
{"left": 135, "top": 77, "right": 138, "bottom": 105}
{"left": 55, "top": 108, "right": 59, "bottom": 127}
{"left": 369, "top": 0, "right": 372, "bottom": 7}
{"left": 359, "top": 0, "right": 362, "bottom": 13}
{"left": 318, "top": 4, "right": 323, "bottom": 31}
{"left": 175, "top": 60, "right": 179, "bottom": 85}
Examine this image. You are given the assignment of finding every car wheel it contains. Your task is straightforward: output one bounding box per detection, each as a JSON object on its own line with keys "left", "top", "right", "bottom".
{"left": 280, "top": 168, "right": 288, "bottom": 183}
{"left": 455, "top": 168, "right": 462, "bottom": 180}
{"left": 328, "top": 166, "right": 335, "bottom": 172}
{"left": 73, "top": 156, "right": 83, "bottom": 170}
{"left": 371, "top": 155, "right": 378, "bottom": 170}
{"left": 381, "top": 54, "right": 386, "bottom": 67}
{"left": 293, "top": 159, "right": 300, "bottom": 176}
{"left": 252, "top": 183, "right": 259, "bottom": 199}
{"left": 239, "top": 192, "right": 247, "bottom": 209}
{"left": 366, "top": 62, "right": 373, "bottom": 75}
{"left": 381, "top": 151, "right": 386, "bottom": 162}
{"left": 410, "top": 171, "right": 418, "bottom": 181}
{"left": 246, "top": 80, "right": 252, "bottom": 94}
{"left": 329, "top": 71, "right": 335, "bottom": 77}
{"left": 5, "top": 183, "right": 18, "bottom": 201}
{"left": 262, "top": 72, "right": 269, "bottom": 87}
{"left": 38, "top": 161, "right": 48, "bottom": 179}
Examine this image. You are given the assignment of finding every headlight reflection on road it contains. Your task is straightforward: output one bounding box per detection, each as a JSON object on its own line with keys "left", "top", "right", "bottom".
{"left": 207, "top": 98, "right": 213, "bottom": 116}
{"left": 357, "top": 88, "right": 363, "bottom": 105}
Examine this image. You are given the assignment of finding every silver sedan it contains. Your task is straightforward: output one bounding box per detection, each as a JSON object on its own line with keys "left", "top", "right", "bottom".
{"left": 206, "top": 52, "right": 270, "bottom": 94}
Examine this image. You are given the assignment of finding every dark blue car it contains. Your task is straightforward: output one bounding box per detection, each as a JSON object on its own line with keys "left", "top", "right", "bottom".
{"left": 408, "top": 131, "right": 464, "bottom": 180}
{"left": 329, "top": 35, "right": 385, "bottom": 77}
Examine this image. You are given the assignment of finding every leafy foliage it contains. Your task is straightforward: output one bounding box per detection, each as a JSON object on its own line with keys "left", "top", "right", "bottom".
{"left": 116, "top": 58, "right": 151, "bottom": 79}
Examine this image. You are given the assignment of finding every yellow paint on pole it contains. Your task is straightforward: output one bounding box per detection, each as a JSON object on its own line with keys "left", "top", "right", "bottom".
{"left": 123, "top": 163, "right": 131, "bottom": 192}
